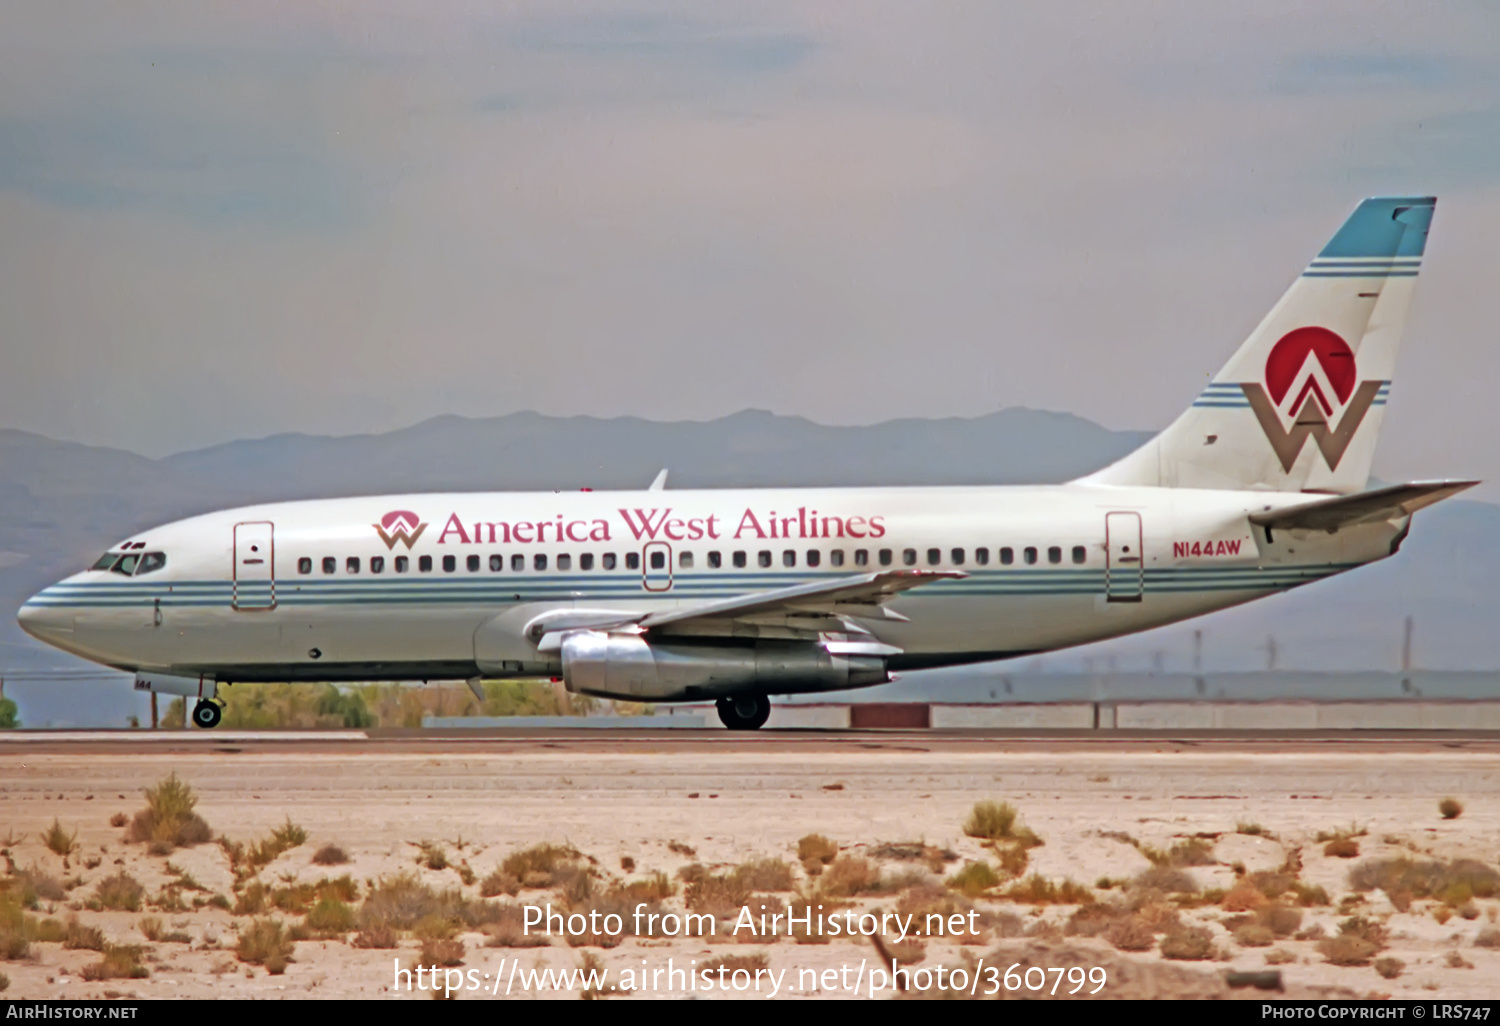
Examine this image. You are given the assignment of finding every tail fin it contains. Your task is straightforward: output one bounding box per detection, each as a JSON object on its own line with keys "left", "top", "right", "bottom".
{"left": 1081, "top": 196, "right": 1435, "bottom": 493}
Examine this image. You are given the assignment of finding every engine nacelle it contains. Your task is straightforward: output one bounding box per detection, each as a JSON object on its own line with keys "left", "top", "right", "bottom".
{"left": 559, "top": 632, "right": 889, "bottom": 701}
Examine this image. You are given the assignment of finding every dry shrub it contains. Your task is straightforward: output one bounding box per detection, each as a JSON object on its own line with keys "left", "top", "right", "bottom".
{"left": 667, "top": 840, "right": 696, "bottom": 857}
{"left": 870, "top": 842, "right": 958, "bottom": 873}
{"left": 1318, "top": 935, "right": 1377, "bottom": 966}
{"left": 898, "top": 882, "right": 970, "bottom": 922}
{"left": 480, "top": 869, "right": 520, "bottom": 897}
{"left": 40, "top": 820, "right": 78, "bottom": 858}
{"left": 1003, "top": 875, "right": 1093, "bottom": 906}
{"left": 684, "top": 869, "right": 750, "bottom": 916}
{"left": 1104, "top": 916, "right": 1155, "bottom": 951}
{"left": 482, "top": 904, "right": 552, "bottom": 949}
{"left": 1258, "top": 902, "right": 1303, "bottom": 938}
{"left": 1265, "top": 948, "right": 1296, "bottom": 965}
{"left": 32, "top": 918, "right": 65, "bottom": 944}
{"left": 306, "top": 895, "right": 356, "bottom": 934}
{"left": 79, "top": 944, "right": 148, "bottom": 981}
{"left": 311, "top": 844, "right": 348, "bottom": 866}
{"left": 62, "top": 917, "right": 105, "bottom": 951}
{"left": 620, "top": 856, "right": 635, "bottom": 872}
{"left": 700, "top": 952, "right": 769, "bottom": 975}
{"left": 13, "top": 868, "right": 65, "bottom": 903}
{"left": 359, "top": 872, "right": 467, "bottom": 932}
{"left": 352, "top": 923, "right": 397, "bottom": 949}
{"left": 1234, "top": 923, "right": 1275, "bottom": 947}
{"left": 1350, "top": 857, "right": 1498, "bottom": 906}
{"left": 501, "top": 843, "right": 588, "bottom": 890}
{"left": 614, "top": 872, "right": 676, "bottom": 903}
{"left": 1474, "top": 927, "right": 1500, "bottom": 949}
{"left": 236, "top": 918, "right": 294, "bottom": 966}
{"left": 94, "top": 871, "right": 144, "bottom": 912}
{"left": 1160, "top": 926, "right": 1215, "bottom": 961}
{"left": 1288, "top": 881, "right": 1330, "bottom": 907}
{"left": 946, "top": 861, "right": 999, "bottom": 898}
{"left": 1249, "top": 871, "right": 1294, "bottom": 899}
{"left": 1167, "top": 838, "right": 1216, "bottom": 867}
{"left": 415, "top": 841, "right": 448, "bottom": 871}
{"left": 1221, "top": 881, "right": 1267, "bottom": 912}
{"left": 233, "top": 882, "right": 268, "bottom": 916}
{"left": 108, "top": 813, "right": 128, "bottom": 829}
{"left": 420, "top": 938, "right": 465, "bottom": 967}
{"left": 1324, "top": 837, "right": 1360, "bottom": 859}
{"left": 126, "top": 774, "right": 211, "bottom": 851}
{"left": 1134, "top": 866, "right": 1197, "bottom": 894}
{"left": 963, "top": 801, "right": 1019, "bottom": 841}
{"left": 1237, "top": 822, "right": 1264, "bottom": 836}
{"left": 1446, "top": 950, "right": 1474, "bottom": 969}
{"left": 1439, "top": 798, "right": 1463, "bottom": 820}
{"left": 246, "top": 819, "right": 308, "bottom": 868}
{"left": 735, "top": 858, "right": 794, "bottom": 892}
{"left": 1374, "top": 957, "right": 1403, "bottom": 979}
{"left": 797, "top": 834, "right": 838, "bottom": 865}
{"left": 819, "top": 856, "right": 886, "bottom": 898}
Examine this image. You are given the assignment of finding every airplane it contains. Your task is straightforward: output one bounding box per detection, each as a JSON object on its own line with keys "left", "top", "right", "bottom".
{"left": 17, "top": 195, "right": 1475, "bottom": 730}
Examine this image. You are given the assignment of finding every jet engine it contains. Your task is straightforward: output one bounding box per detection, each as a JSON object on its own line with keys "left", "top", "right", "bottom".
{"left": 558, "top": 631, "right": 889, "bottom": 701}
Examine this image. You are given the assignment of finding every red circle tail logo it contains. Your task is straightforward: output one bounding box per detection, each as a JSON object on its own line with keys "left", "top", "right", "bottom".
{"left": 1264, "top": 327, "right": 1356, "bottom": 411}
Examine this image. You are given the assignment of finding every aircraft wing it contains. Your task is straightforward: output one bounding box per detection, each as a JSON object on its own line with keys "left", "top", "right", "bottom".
{"left": 1249, "top": 480, "right": 1479, "bottom": 533}
{"left": 638, "top": 568, "right": 965, "bottom": 637}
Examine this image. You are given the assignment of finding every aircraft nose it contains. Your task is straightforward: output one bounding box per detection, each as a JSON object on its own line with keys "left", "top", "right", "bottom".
{"left": 17, "top": 590, "right": 73, "bottom": 644}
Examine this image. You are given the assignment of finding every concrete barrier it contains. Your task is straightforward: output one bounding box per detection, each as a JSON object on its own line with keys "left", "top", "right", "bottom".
{"left": 930, "top": 703, "right": 1097, "bottom": 729}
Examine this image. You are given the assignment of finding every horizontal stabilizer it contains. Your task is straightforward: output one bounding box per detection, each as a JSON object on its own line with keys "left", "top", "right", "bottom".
{"left": 1249, "top": 480, "right": 1478, "bottom": 533}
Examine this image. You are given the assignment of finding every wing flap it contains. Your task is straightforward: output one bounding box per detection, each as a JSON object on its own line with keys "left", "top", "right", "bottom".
{"left": 1249, "top": 480, "right": 1478, "bottom": 533}
{"left": 638, "top": 568, "right": 964, "bottom": 633}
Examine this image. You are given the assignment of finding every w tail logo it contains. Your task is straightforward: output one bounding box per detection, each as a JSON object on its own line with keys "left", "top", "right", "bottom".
{"left": 1242, "top": 327, "right": 1382, "bottom": 472}
{"left": 374, "top": 510, "right": 427, "bottom": 550}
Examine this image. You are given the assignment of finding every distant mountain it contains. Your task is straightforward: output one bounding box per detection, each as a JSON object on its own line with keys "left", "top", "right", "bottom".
{"left": 2, "top": 409, "right": 1495, "bottom": 726}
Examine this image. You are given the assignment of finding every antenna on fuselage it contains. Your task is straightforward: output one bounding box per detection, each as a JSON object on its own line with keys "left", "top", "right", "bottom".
{"left": 648, "top": 469, "right": 668, "bottom": 491}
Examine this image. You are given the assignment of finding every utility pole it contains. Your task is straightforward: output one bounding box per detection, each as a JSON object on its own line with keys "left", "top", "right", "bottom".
{"left": 150, "top": 693, "right": 158, "bottom": 729}
{"left": 1193, "top": 630, "right": 1203, "bottom": 674}
{"left": 1401, "top": 616, "right": 1414, "bottom": 672}
{"left": 1266, "top": 636, "right": 1278, "bottom": 672}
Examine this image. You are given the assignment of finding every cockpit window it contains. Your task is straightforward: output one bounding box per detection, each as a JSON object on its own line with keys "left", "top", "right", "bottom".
{"left": 136, "top": 552, "right": 166, "bottom": 576}
{"left": 92, "top": 552, "right": 119, "bottom": 571}
{"left": 111, "top": 553, "right": 140, "bottom": 576}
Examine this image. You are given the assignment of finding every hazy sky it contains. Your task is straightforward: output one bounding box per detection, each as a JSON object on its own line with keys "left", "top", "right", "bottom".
{"left": 3, "top": 2, "right": 1498, "bottom": 494}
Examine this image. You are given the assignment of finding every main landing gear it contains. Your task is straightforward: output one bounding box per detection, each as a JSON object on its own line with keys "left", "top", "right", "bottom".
{"left": 192, "top": 699, "right": 223, "bottom": 729}
{"left": 716, "top": 694, "right": 771, "bottom": 731}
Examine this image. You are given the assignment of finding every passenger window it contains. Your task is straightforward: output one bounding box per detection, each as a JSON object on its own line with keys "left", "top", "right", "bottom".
{"left": 829, "top": 550, "right": 843, "bottom": 567}
{"left": 806, "top": 550, "right": 821, "bottom": 568}
{"left": 733, "top": 551, "right": 747, "bottom": 568}
{"left": 1024, "top": 547, "right": 1038, "bottom": 565}
{"left": 951, "top": 548, "right": 964, "bottom": 565}
{"left": 647, "top": 551, "right": 663, "bottom": 570}
{"left": 419, "top": 555, "right": 432, "bottom": 572}
{"left": 395, "top": 556, "right": 409, "bottom": 573}
{"left": 975, "top": 547, "right": 989, "bottom": 565}
{"left": 854, "top": 549, "right": 869, "bottom": 566}
{"left": 580, "top": 553, "right": 594, "bottom": 571}
{"left": 512, "top": 554, "right": 524, "bottom": 572}
{"left": 442, "top": 555, "right": 455, "bottom": 572}
{"left": 322, "top": 557, "right": 337, "bottom": 574}
{"left": 708, "top": 551, "right": 722, "bottom": 569}
{"left": 603, "top": 553, "right": 617, "bottom": 570}
{"left": 136, "top": 552, "right": 166, "bottom": 576}
{"left": 758, "top": 551, "right": 772, "bottom": 568}
{"left": 879, "top": 549, "right": 893, "bottom": 566}
{"left": 903, "top": 549, "right": 917, "bottom": 566}
{"left": 347, "top": 557, "right": 360, "bottom": 574}
{"left": 1048, "top": 546, "right": 1062, "bottom": 564}
{"left": 298, "top": 557, "right": 312, "bottom": 575}
{"left": 782, "top": 550, "right": 796, "bottom": 567}
{"left": 490, "top": 554, "right": 504, "bottom": 571}
{"left": 927, "top": 548, "right": 941, "bottom": 566}
{"left": 1000, "top": 547, "right": 1014, "bottom": 565}
{"left": 626, "top": 552, "right": 640, "bottom": 570}
{"left": 535, "top": 554, "right": 548, "bottom": 571}
{"left": 467, "top": 554, "right": 480, "bottom": 572}
{"left": 558, "top": 554, "right": 572, "bottom": 570}
{"left": 678, "top": 552, "right": 692, "bottom": 569}
{"left": 371, "top": 556, "right": 385, "bottom": 573}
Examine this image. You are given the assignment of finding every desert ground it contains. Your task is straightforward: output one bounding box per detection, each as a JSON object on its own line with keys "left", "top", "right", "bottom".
{"left": 0, "top": 731, "right": 1497, "bottom": 1000}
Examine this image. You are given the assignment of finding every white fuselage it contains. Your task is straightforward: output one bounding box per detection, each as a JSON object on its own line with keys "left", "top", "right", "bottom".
{"left": 18, "top": 483, "right": 1405, "bottom": 695}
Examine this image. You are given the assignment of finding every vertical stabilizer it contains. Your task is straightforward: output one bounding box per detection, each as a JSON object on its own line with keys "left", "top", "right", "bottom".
{"left": 1081, "top": 196, "right": 1434, "bottom": 493}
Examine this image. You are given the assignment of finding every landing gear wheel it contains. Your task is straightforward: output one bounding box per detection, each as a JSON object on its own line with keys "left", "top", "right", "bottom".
{"left": 716, "top": 694, "right": 771, "bottom": 731}
{"left": 192, "top": 700, "right": 222, "bottom": 729}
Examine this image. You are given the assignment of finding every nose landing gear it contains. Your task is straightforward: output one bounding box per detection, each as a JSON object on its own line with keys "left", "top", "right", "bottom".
{"left": 716, "top": 694, "right": 771, "bottom": 731}
{"left": 192, "top": 700, "right": 223, "bottom": 729}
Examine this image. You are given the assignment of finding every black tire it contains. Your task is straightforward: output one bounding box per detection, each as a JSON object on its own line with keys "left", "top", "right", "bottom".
{"left": 192, "top": 700, "right": 222, "bottom": 729}
{"left": 716, "top": 694, "right": 770, "bottom": 731}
